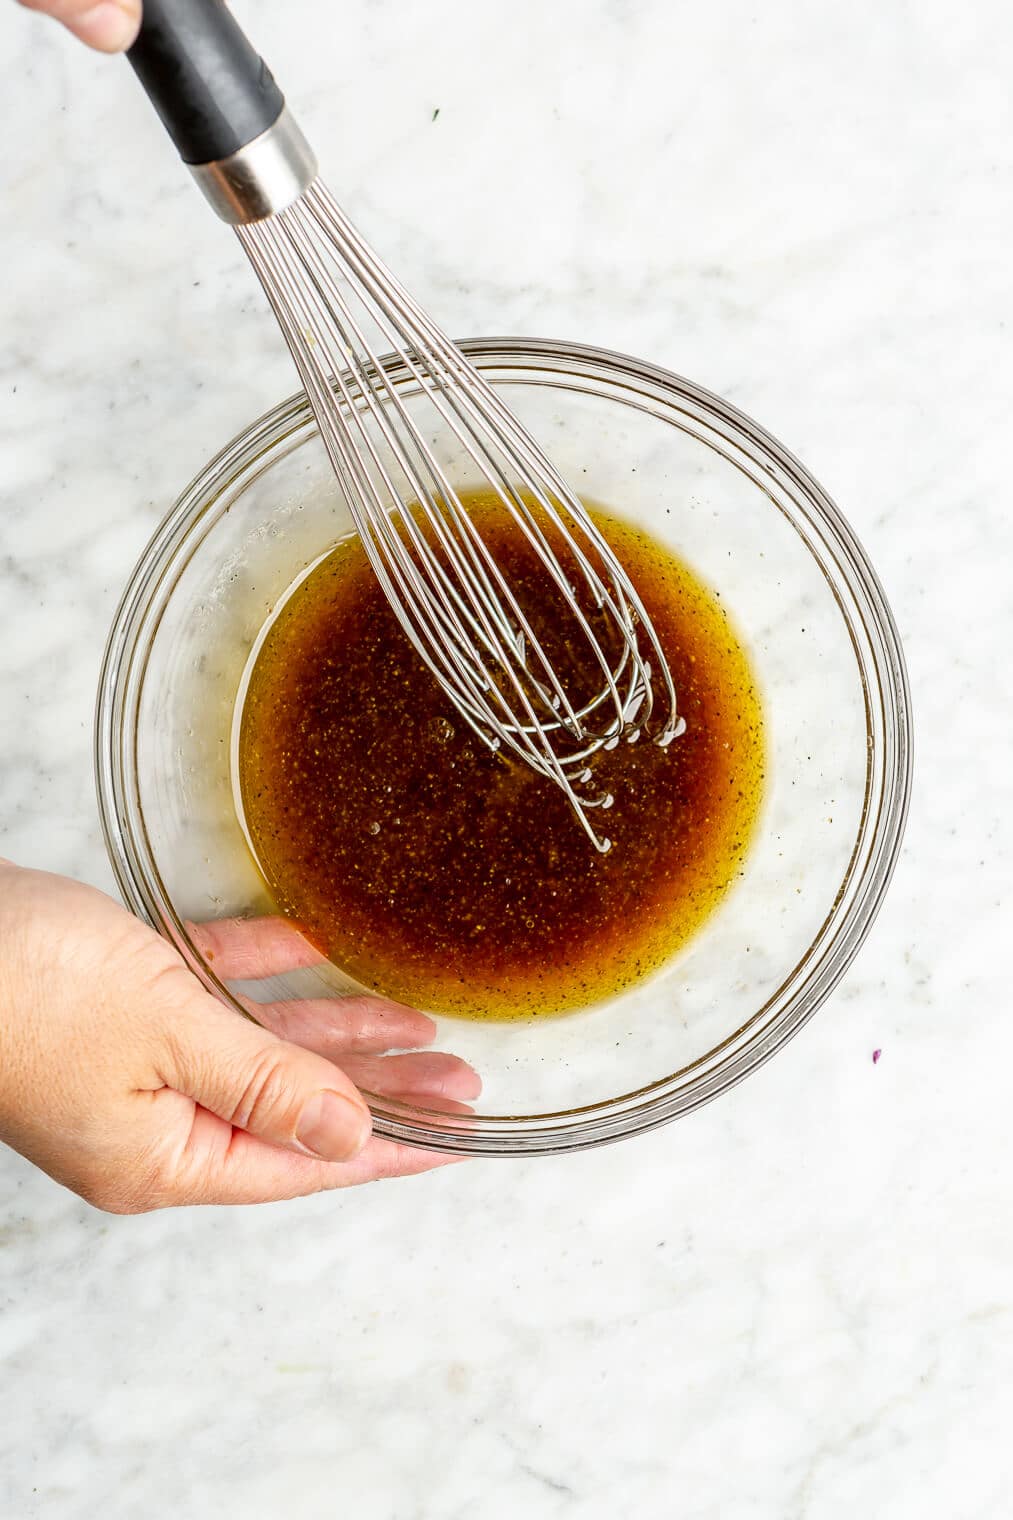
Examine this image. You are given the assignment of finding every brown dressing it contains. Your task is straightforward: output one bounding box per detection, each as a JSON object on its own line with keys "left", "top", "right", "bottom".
{"left": 238, "top": 498, "right": 764, "bottom": 1019}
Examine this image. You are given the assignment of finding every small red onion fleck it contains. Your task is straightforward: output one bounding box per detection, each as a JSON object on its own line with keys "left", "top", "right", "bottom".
{"left": 872, "top": 1048, "right": 882, "bottom": 1064}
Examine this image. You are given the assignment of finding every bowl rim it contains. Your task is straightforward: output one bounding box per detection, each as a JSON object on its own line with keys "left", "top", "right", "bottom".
{"left": 95, "top": 335, "right": 913, "bottom": 1156}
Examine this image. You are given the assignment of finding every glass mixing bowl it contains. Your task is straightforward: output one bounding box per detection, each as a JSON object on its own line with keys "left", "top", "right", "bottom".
{"left": 96, "top": 338, "right": 912, "bottom": 1155}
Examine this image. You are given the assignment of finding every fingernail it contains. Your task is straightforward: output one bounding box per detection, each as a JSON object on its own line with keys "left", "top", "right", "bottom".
{"left": 296, "top": 1091, "right": 371, "bottom": 1161}
{"left": 71, "top": 3, "right": 140, "bottom": 53}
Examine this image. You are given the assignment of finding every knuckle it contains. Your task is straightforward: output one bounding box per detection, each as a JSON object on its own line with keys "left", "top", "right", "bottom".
{"left": 77, "top": 1174, "right": 150, "bottom": 1216}
{"left": 76, "top": 1141, "right": 184, "bottom": 1217}
{"left": 133, "top": 951, "right": 197, "bottom": 1013}
{"left": 229, "top": 1048, "right": 296, "bottom": 1133}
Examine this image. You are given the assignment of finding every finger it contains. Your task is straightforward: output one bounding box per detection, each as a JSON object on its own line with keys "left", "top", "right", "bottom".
{"left": 187, "top": 915, "right": 324, "bottom": 981}
{"left": 158, "top": 990, "right": 372, "bottom": 1163}
{"left": 18, "top": 0, "right": 141, "bottom": 52}
{"left": 169, "top": 1103, "right": 461, "bottom": 1205}
{"left": 383, "top": 1093, "right": 477, "bottom": 1117}
{"left": 337, "top": 1052, "right": 482, "bottom": 1103}
{"left": 347, "top": 1134, "right": 466, "bottom": 1182}
{"left": 246, "top": 994, "right": 437, "bottom": 1057}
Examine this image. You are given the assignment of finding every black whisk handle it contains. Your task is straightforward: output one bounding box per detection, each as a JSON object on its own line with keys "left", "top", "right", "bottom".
{"left": 127, "top": 0, "right": 285, "bottom": 167}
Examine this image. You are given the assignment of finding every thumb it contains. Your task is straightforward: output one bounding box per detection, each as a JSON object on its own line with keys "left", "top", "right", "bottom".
{"left": 161, "top": 994, "right": 373, "bottom": 1163}
{"left": 18, "top": 0, "right": 142, "bottom": 54}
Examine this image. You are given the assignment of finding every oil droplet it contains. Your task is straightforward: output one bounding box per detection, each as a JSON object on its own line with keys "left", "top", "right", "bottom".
{"left": 429, "top": 716, "right": 455, "bottom": 743}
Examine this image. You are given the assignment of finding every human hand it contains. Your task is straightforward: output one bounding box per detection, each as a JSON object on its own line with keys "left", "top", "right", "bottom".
{"left": 0, "top": 860, "right": 478, "bottom": 1212}
{"left": 16, "top": 0, "right": 141, "bottom": 53}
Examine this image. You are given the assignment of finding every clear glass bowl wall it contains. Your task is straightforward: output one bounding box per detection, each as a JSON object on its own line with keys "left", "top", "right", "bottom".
{"left": 96, "top": 339, "right": 912, "bottom": 1154}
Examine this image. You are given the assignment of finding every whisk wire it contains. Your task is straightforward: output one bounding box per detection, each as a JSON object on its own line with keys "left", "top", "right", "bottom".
{"left": 304, "top": 185, "right": 667, "bottom": 743}
{"left": 242, "top": 220, "right": 602, "bottom": 823}
{"left": 247, "top": 232, "right": 516, "bottom": 725}
{"left": 287, "top": 193, "right": 624, "bottom": 737}
{"left": 237, "top": 177, "right": 684, "bottom": 849}
{"left": 282, "top": 205, "right": 594, "bottom": 740}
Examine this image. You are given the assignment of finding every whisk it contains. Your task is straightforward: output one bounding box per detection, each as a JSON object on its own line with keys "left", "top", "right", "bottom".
{"left": 127, "top": 0, "right": 684, "bottom": 850}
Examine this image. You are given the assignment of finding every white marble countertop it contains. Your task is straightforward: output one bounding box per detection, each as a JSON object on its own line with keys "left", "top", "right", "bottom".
{"left": 1, "top": 1, "right": 1010, "bottom": 1514}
